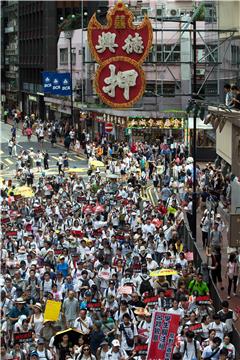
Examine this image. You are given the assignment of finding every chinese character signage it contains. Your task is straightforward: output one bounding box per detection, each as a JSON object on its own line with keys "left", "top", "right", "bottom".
{"left": 88, "top": 0, "right": 153, "bottom": 108}
{"left": 147, "top": 311, "right": 180, "bottom": 360}
{"left": 128, "top": 117, "right": 185, "bottom": 129}
{"left": 42, "top": 72, "right": 72, "bottom": 96}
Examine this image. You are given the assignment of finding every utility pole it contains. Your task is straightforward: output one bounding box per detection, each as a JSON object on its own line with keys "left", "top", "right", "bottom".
{"left": 192, "top": 19, "right": 197, "bottom": 242}
{"left": 69, "top": 35, "right": 74, "bottom": 127}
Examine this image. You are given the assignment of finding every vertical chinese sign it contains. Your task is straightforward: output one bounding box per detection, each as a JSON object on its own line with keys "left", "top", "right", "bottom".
{"left": 147, "top": 311, "right": 180, "bottom": 360}
{"left": 88, "top": 0, "right": 153, "bottom": 108}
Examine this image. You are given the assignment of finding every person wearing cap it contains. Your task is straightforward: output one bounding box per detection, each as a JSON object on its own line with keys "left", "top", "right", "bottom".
{"left": 29, "top": 350, "right": 39, "bottom": 360}
{"left": 56, "top": 255, "right": 69, "bottom": 278}
{"left": 145, "top": 253, "right": 158, "bottom": 271}
{"left": 210, "top": 222, "right": 223, "bottom": 251}
{"left": 106, "top": 339, "right": 127, "bottom": 360}
{"left": 36, "top": 338, "right": 53, "bottom": 360}
{"left": 96, "top": 340, "right": 109, "bottom": 360}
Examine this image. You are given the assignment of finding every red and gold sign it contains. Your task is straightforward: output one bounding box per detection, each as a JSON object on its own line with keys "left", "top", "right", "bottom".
{"left": 88, "top": 0, "right": 153, "bottom": 108}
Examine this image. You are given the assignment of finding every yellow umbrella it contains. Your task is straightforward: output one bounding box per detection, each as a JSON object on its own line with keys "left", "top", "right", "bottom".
{"left": 89, "top": 160, "right": 105, "bottom": 168}
{"left": 13, "top": 186, "right": 34, "bottom": 198}
{"left": 66, "top": 168, "right": 86, "bottom": 173}
{"left": 150, "top": 269, "right": 178, "bottom": 277}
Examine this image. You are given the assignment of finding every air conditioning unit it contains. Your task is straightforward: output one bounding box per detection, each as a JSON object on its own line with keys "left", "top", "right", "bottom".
{"left": 167, "top": 8, "right": 180, "bottom": 17}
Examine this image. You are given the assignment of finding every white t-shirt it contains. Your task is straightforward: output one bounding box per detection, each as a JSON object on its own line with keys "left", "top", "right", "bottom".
{"left": 37, "top": 349, "right": 53, "bottom": 360}
{"left": 179, "top": 339, "right": 200, "bottom": 360}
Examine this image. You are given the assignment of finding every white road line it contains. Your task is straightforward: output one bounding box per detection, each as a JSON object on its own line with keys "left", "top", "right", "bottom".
{"left": 4, "top": 158, "right": 14, "bottom": 165}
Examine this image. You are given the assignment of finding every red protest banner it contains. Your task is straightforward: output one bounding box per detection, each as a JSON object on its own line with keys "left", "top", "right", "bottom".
{"left": 147, "top": 311, "right": 180, "bottom": 360}
{"left": 189, "top": 323, "right": 203, "bottom": 334}
{"left": 87, "top": 302, "right": 102, "bottom": 311}
{"left": 6, "top": 230, "right": 18, "bottom": 237}
{"left": 14, "top": 331, "right": 33, "bottom": 343}
{"left": 196, "top": 296, "right": 210, "bottom": 304}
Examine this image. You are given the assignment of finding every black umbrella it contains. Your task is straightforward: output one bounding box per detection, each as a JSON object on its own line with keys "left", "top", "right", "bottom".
{"left": 53, "top": 328, "right": 84, "bottom": 347}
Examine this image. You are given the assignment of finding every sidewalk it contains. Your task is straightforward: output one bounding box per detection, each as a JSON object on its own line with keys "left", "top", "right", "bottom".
{"left": 196, "top": 207, "right": 240, "bottom": 332}
{"left": 4, "top": 118, "right": 86, "bottom": 158}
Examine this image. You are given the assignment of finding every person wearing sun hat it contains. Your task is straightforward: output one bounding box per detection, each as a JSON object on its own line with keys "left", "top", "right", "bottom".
{"left": 30, "top": 303, "right": 44, "bottom": 339}
{"left": 8, "top": 297, "right": 29, "bottom": 325}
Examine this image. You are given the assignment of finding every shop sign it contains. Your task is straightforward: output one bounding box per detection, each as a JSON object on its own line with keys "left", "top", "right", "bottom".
{"left": 127, "top": 117, "right": 185, "bottom": 129}
{"left": 88, "top": 1, "right": 152, "bottom": 108}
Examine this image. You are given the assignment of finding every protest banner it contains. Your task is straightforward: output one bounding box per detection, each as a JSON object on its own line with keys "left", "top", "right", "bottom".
{"left": 6, "top": 230, "right": 17, "bottom": 237}
{"left": 14, "top": 331, "right": 33, "bottom": 343}
{"left": 189, "top": 323, "right": 203, "bottom": 334}
{"left": 147, "top": 311, "right": 180, "bottom": 360}
{"left": 87, "top": 302, "right": 102, "bottom": 311}
{"left": 196, "top": 296, "right": 210, "bottom": 305}
{"left": 44, "top": 300, "right": 61, "bottom": 322}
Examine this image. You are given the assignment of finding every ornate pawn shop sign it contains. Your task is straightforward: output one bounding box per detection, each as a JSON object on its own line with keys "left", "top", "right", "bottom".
{"left": 88, "top": 0, "right": 153, "bottom": 108}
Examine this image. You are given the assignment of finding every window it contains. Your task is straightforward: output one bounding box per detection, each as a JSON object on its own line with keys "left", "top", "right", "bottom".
{"left": 156, "top": 45, "right": 162, "bottom": 62}
{"left": 163, "top": 83, "right": 175, "bottom": 96}
{"left": 60, "top": 48, "right": 68, "bottom": 65}
{"left": 231, "top": 45, "right": 240, "bottom": 65}
{"left": 205, "top": 45, "right": 218, "bottom": 63}
{"left": 163, "top": 44, "right": 180, "bottom": 62}
{"left": 71, "top": 47, "right": 76, "bottom": 65}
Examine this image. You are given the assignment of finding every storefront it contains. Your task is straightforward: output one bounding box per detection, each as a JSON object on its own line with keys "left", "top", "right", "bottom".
{"left": 187, "top": 117, "right": 215, "bottom": 161}
{"left": 127, "top": 115, "right": 185, "bottom": 144}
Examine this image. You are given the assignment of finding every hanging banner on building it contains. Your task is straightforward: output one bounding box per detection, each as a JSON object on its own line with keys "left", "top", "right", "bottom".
{"left": 42, "top": 72, "right": 72, "bottom": 96}
{"left": 147, "top": 311, "right": 180, "bottom": 360}
{"left": 88, "top": 1, "right": 152, "bottom": 108}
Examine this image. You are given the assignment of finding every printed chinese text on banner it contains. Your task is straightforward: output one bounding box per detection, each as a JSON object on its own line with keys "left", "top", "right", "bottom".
{"left": 147, "top": 311, "right": 180, "bottom": 360}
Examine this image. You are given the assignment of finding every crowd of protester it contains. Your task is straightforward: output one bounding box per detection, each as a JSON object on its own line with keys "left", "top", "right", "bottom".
{"left": 1, "top": 113, "right": 240, "bottom": 360}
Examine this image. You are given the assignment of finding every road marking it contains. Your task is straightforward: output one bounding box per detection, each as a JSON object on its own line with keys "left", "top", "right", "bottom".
{"left": 0, "top": 150, "right": 4, "bottom": 155}
{"left": 51, "top": 156, "right": 59, "bottom": 161}
{"left": 4, "top": 158, "right": 14, "bottom": 165}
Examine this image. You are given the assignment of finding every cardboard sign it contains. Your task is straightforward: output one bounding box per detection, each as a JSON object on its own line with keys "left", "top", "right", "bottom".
{"left": 118, "top": 286, "right": 133, "bottom": 295}
{"left": 185, "top": 252, "right": 194, "bottom": 261}
{"left": 44, "top": 300, "right": 61, "bottom": 322}
{"left": 87, "top": 302, "right": 102, "bottom": 311}
{"left": 147, "top": 312, "right": 180, "bottom": 360}
{"left": 196, "top": 296, "right": 210, "bottom": 305}
{"left": 14, "top": 331, "right": 33, "bottom": 343}
{"left": 189, "top": 323, "right": 203, "bottom": 334}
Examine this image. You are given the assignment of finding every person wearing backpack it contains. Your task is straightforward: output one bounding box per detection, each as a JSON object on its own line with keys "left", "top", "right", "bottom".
{"left": 116, "top": 313, "right": 138, "bottom": 356}
{"left": 138, "top": 268, "right": 154, "bottom": 296}
{"left": 179, "top": 331, "right": 201, "bottom": 360}
{"left": 36, "top": 338, "right": 53, "bottom": 360}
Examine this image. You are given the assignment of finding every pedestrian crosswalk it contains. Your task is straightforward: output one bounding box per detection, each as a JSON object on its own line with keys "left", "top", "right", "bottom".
{"left": 0, "top": 148, "right": 87, "bottom": 177}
